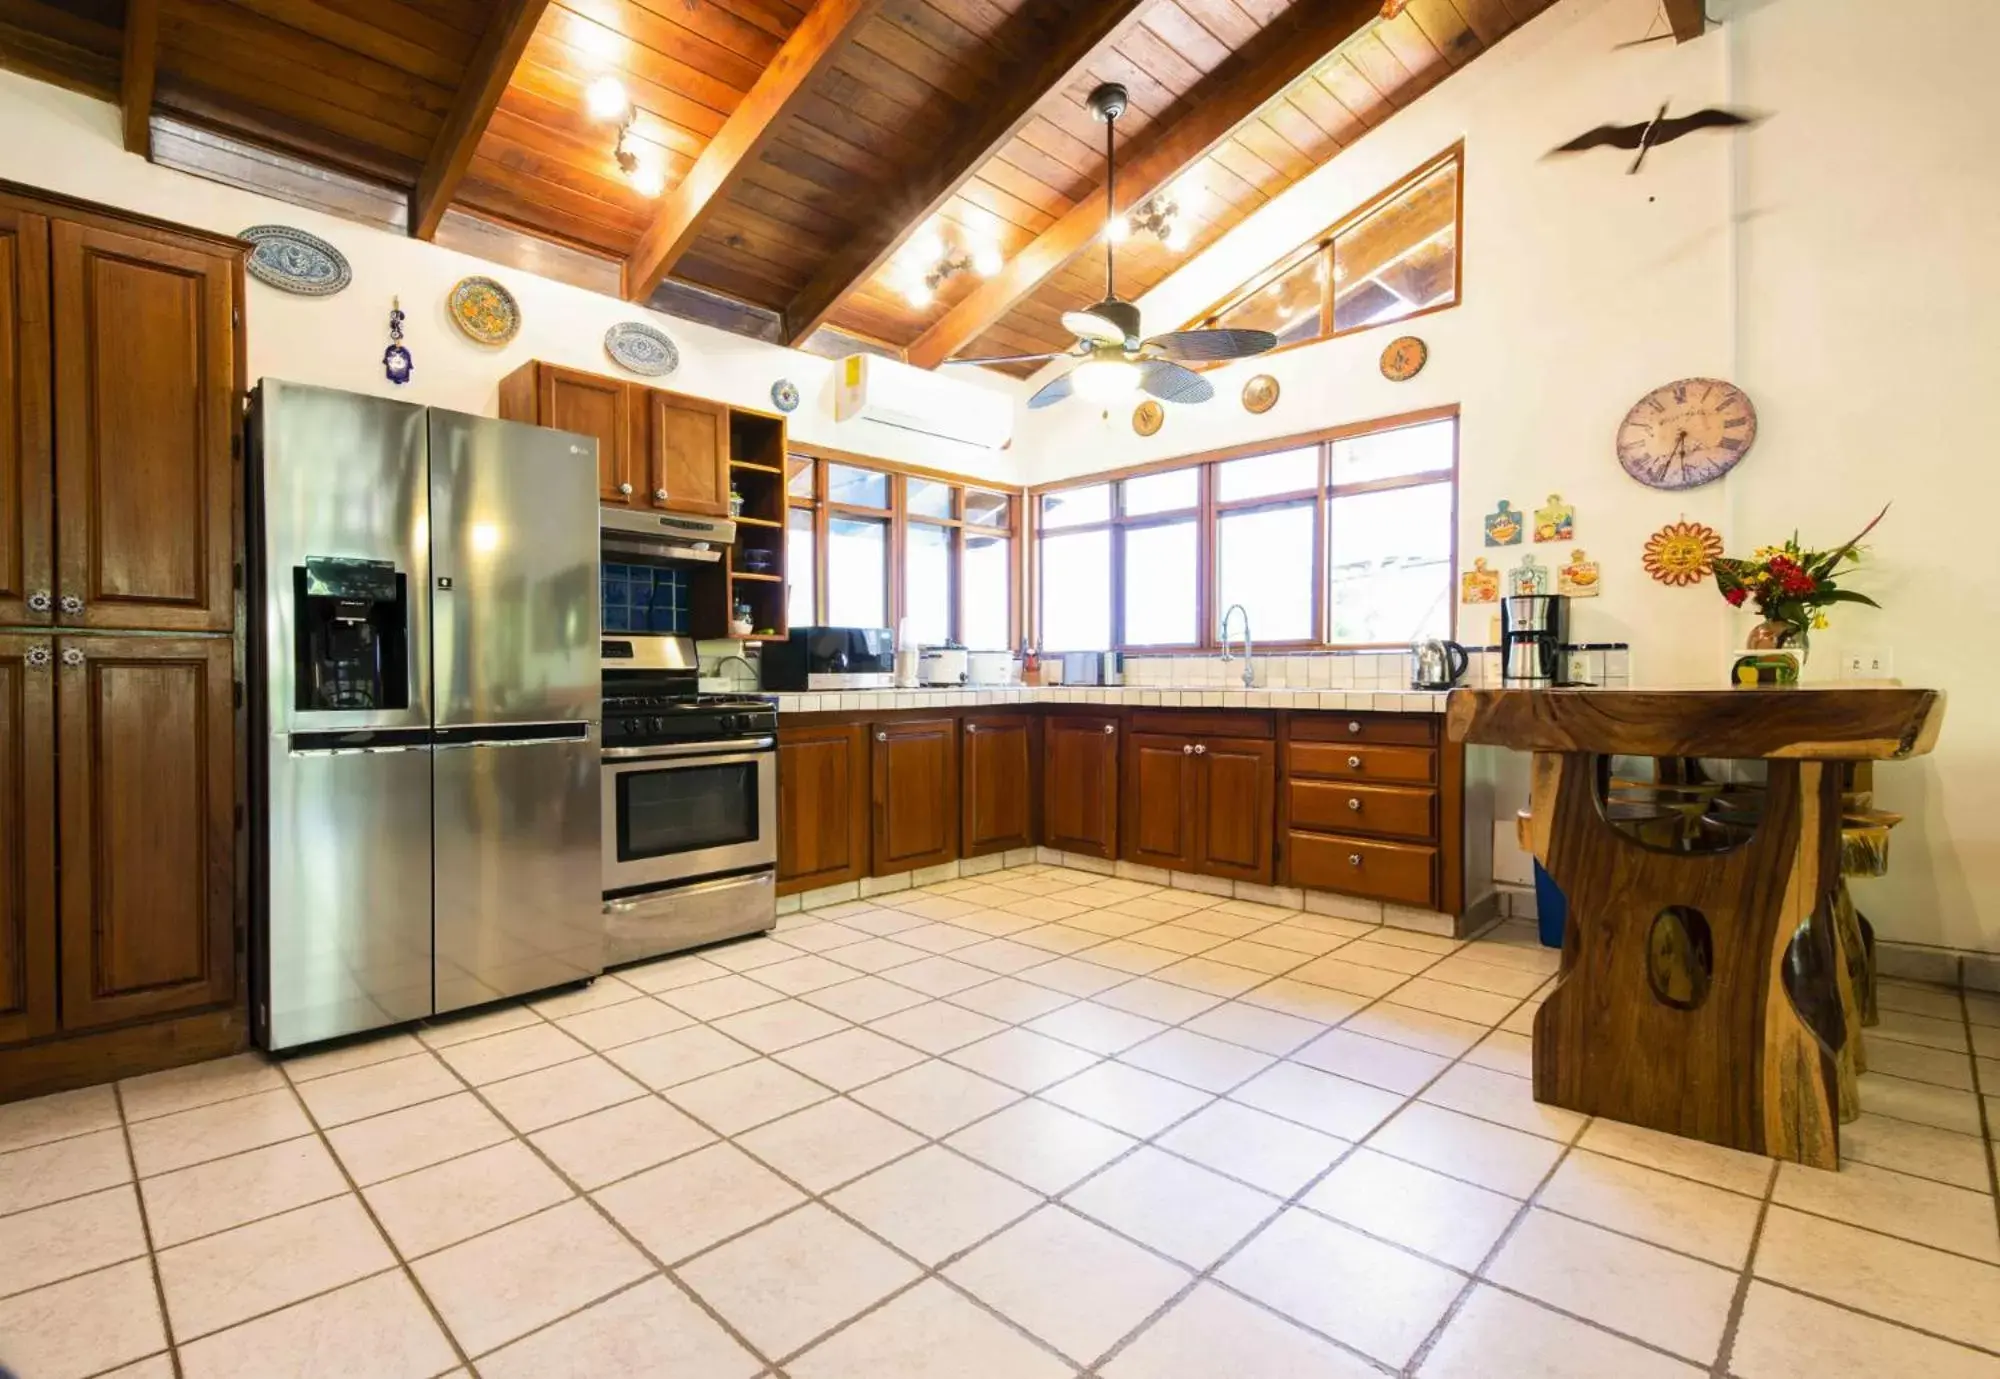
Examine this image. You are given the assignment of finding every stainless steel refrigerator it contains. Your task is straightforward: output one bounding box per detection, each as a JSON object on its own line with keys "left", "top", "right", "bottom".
{"left": 249, "top": 380, "right": 602, "bottom": 1051}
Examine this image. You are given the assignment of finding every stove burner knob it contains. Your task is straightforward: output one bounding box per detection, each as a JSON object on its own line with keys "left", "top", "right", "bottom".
{"left": 650, "top": 717, "right": 672, "bottom": 736}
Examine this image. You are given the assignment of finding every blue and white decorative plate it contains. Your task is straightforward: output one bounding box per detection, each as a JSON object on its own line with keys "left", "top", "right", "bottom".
{"left": 240, "top": 225, "right": 350, "bottom": 296}
{"left": 770, "top": 379, "right": 800, "bottom": 413}
{"left": 604, "top": 321, "right": 679, "bottom": 377}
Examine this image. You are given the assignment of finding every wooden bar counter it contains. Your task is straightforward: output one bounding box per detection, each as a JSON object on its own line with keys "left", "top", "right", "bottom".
{"left": 1446, "top": 687, "right": 1945, "bottom": 1169}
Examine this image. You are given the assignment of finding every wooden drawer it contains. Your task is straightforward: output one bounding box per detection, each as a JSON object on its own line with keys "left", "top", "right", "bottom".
{"left": 1290, "top": 741, "right": 1436, "bottom": 785}
{"left": 1129, "top": 710, "right": 1272, "bottom": 740}
{"left": 1290, "top": 780, "right": 1436, "bottom": 842}
{"left": 1291, "top": 713, "right": 1437, "bottom": 747}
{"left": 1287, "top": 832, "right": 1436, "bottom": 907}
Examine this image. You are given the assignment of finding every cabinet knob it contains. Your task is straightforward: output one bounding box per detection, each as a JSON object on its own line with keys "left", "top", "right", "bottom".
{"left": 1347, "top": 755, "right": 1362, "bottom": 769}
{"left": 654, "top": 488, "right": 667, "bottom": 502}
{"left": 1193, "top": 743, "right": 1207, "bottom": 755}
{"left": 618, "top": 482, "right": 633, "bottom": 495}
{"left": 1102, "top": 724, "right": 1115, "bottom": 735}
{"left": 1347, "top": 720, "right": 1362, "bottom": 734}
{"left": 966, "top": 725, "right": 977, "bottom": 734}
{"left": 59, "top": 594, "right": 84, "bottom": 614}
{"left": 61, "top": 647, "right": 84, "bottom": 667}
{"left": 876, "top": 731, "right": 888, "bottom": 742}
{"left": 1347, "top": 797, "right": 1362, "bottom": 812}
{"left": 1349, "top": 853, "right": 1363, "bottom": 867}
{"left": 1181, "top": 744, "right": 1193, "bottom": 755}
{"left": 24, "top": 644, "right": 50, "bottom": 669}
{"left": 26, "top": 590, "right": 50, "bottom": 613}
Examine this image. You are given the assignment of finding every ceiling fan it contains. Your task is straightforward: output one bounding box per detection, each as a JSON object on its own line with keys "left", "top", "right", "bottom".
{"left": 943, "top": 83, "right": 1278, "bottom": 411}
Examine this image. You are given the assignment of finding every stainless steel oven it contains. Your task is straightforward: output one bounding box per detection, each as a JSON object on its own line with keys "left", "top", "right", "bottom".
{"left": 602, "top": 736, "right": 777, "bottom": 894}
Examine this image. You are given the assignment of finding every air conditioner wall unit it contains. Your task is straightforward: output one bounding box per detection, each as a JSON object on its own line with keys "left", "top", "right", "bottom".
{"left": 833, "top": 354, "right": 1014, "bottom": 451}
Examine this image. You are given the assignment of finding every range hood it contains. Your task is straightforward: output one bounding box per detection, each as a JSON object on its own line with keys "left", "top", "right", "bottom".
{"left": 601, "top": 505, "right": 738, "bottom": 563}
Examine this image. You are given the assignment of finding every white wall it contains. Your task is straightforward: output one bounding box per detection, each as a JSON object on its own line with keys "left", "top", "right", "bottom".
{"left": 0, "top": 72, "right": 1028, "bottom": 483}
{"left": 1018, "top": 0, "right": 2000, "bottom": 954}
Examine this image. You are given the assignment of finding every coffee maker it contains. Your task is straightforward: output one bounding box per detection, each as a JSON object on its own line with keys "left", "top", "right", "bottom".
{"left": 294, "top": 556, "right": 409, "bottom": 710}
{"left": 1501, "top": 594, "right": 1569, "bottom": 686}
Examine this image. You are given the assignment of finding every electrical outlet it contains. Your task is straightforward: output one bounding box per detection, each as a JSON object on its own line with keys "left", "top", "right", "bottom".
{"left": 1564, "top": 650, "right": 1593, "bottom": 684}
{"left": 1842, "top": 647, "right": 1894, "bottom": 680}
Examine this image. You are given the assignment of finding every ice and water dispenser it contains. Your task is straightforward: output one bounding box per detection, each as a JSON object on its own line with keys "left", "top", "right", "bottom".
{"left": 293, "top": 555, "right": 410, "bottom": 711}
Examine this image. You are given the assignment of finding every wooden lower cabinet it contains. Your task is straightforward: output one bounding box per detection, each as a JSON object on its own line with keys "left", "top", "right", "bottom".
{"left": 1123, "top": 733, "right": 1199, "bottom": 872}
{"left": 1197, "top": 738, "right": 1276, "bottom": 884}
{"left": 872, "top": 717, "right": 959, "bottom": 874}
{"left": 0, "top": 634, "right": 58, "bottom": 1045}
{"left": 776, "top": 723, "right": 870, "bottom": 895}
{"left": 1043, "top": 715, "right": 1119, "bottom": 859}
{"left": 962, "top": 714, "right": 1034, "bottom": 857}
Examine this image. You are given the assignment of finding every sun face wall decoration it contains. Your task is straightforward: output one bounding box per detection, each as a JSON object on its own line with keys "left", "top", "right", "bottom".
{"left": 1643, "top": 519, "right": 1724, "bottom": 586}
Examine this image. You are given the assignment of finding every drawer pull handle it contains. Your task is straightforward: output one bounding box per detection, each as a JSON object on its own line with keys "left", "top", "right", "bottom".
{"left": 1193, "top": 743, "right": 1206, "bottom": 755}
{"left": 1103, "top": 724, "right": 1115, "bottom": 735}
{"left": 1348, "top": 720, "right": 1361, "bottom": 734}
{"left": 1349, "top": 853, "right": 1363, "bottom": 867}
{"left": 1347, "top": 755, "right": 1362, "bottom": 769}
{"left": 876, "top": 731, "right": 888, "bottom": 742}
{"left": 1182, "top": 744, "right": 1193, "bottom": 755}
{"left": 1347, "top": 797, "right": 1362, "bottom": 811}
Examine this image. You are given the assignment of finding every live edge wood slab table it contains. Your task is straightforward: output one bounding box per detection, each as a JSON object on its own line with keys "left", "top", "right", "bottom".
{"left": 1446, "top": 687, "right": 1945, "bottom": 1169}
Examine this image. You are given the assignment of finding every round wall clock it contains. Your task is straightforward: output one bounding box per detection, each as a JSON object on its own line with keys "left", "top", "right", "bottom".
{"left": 1380, "top": 335, "right": 1427, "bottom": 381}
{"left": 1617, "top": 377, "right": 1757, "bottom": 490}
{"left": 1132, "top": 400, "right": 1163, "bottom": 436}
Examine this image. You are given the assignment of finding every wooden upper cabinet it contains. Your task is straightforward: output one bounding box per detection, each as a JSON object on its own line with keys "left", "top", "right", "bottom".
{"left": 1197, "top": 738, "right": 1276, "bottom": 884}
{"left": 1044, "top": 715, "right": 1119, "bottom": 859}
{"left": 1123, "top": 733, "right": 1200, "bottom": 873}
{"left": 57, "top": 636, "right": 235, "bottom": 1030}
{"left": 527, "top": 364, "right": 632, "bottom": 504}
{"left": 777, "top": 723, "right": 870, "bottom": 895}
{"left": 872, "top": 717, "right": 958, "bottom": 874}
{"left": 0, "top": 634, "right": 57, "bottom": 1047}
{"left": 646, "top": 391, "right": 728, "bottom": 516}
{"left": 51, "top": 220, "right": 235, "bottom": 633}
{"left": 962, "top": 714, "right": 1034, "bottom": 857}
{"left": 0, "top": 205, "right": 52, "bottom": 628}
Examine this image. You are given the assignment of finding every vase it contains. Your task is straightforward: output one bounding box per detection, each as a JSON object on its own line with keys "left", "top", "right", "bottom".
{"left": 1746, "top": 618, "right": 1808, "bottom": 653}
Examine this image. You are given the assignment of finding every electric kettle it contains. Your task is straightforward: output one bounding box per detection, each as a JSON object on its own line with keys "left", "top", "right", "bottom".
{"left": 1411, "top": 638, "right": 1470, "bottom": 690}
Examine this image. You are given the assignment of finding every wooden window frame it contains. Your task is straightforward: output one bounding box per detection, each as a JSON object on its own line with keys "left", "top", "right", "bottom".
{"left": 1028, "top": 405, "right": 1460, "bottom": 654}
{"left": 1186, "top": 143, "right": 1466, "bottom": 368}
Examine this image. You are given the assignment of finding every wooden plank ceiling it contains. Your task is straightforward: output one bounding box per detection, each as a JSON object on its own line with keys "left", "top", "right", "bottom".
{"left": 0, "top": 0, "right": 1551, "bottom": 375}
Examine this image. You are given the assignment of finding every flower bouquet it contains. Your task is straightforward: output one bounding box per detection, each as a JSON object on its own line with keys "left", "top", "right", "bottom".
{"left": 1712, "top": 504, "right": 1887, "bottom": 654}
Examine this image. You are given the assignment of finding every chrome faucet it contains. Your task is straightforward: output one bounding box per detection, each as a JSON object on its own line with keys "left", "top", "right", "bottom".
{"left": 1218, "top": 604, "right": 1254, "bottom": 688}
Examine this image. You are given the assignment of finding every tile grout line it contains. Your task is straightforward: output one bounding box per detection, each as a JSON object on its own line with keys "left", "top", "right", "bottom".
{"left": 1707, "top": 1157, "right": 1781, "bottom": 1379}
{"left": 110, "top": 1080, "right": 186, "bottom": 1379}
{"left": 1961, "top": 983, "right": 2000, "bottom": 1246}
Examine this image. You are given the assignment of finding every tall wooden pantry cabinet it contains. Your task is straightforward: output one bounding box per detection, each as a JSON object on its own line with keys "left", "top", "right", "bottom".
{"left": 1, "top": 181, "right": 247, "bottom": 1101}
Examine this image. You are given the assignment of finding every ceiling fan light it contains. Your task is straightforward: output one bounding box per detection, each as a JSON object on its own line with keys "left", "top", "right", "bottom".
{"left": 1107, "top": 217, "right": 1131, "bottom": 245}
{"left": 586, "top": 76, "right": 630, "bottom": 121}
{"left": 1072, "top": 357, "right": 1141, "bottom": 404}
{"left": 971, "top": 243, "right": 1003, "bottom": 277}
{"left": 905, "top": 280, "right": 934, "bottom": 308}
{"left": 629, "top": 161, "right": 665, "bottom": 197}
{"left": 912, "top": 227, "right": 946, "bottom": 264}
{"left": 1163, "top": 221, "right": 1190, "bottom": 252}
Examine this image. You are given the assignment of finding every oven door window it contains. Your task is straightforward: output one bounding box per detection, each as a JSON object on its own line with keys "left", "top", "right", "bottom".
{"left": 616, "top": 761, "right": 761, "bottom": 861}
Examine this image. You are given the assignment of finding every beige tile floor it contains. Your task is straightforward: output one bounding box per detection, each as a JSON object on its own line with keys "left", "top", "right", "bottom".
{"left": 5, "top": 862, "right": 2000, "bottom": 1378}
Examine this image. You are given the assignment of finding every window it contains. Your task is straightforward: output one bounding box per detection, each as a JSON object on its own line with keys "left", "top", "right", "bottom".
{"left": 1188, "top": 147, "right": 1462, "bottom": 353}
{"left": 1033, "top": 411, "right": 1457, "bottom": 651}
{"left": 786, "top": 453, "right": 1018, "bottom": 645}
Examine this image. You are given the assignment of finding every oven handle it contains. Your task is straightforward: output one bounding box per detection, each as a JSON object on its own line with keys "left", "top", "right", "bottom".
{"left": 602, "top": 736, "right": 776, "bottom": 761}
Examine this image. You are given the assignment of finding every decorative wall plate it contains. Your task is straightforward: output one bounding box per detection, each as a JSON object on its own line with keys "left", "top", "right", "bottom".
{"left": 1381, "top": 335, "right": 1428, "bottom": 381}
{"left": 240, "top": 225, "right": 350, "bottom": 296}
{"left": 1558, "top": 550, "right": 1601, "bottom": 597}
{"left": 770, "top": 379, "right": 800, "bottom": 413}
{"left": 1643, "top": 519, "right": 1724, "bottom": 586}
{"left": 1483, "top": 500, "right": 1523, "bottom": 546}
{"left": 1617, "top": 377, "right": 1757, "bottom": 490}
{"left": 605, "top": 321, "right": 678, "bottom": 376}
{"left": 448, "top": 275, "right": 521, "bottom": 346}
{"left": 1132, "top": 399, "right": 1164, "bottom": 436}
{"left": 1534, "top": 493, "right": 1574, "bottom": 542}
{"left": 1508, "top": 553, "right": 1549, "bottom": 597}
{"left": 1461, "top": 557, "right": 1499, "bottom": 604}
{"left": 1241, "top": 374, "right": 1279, "bottom": 414}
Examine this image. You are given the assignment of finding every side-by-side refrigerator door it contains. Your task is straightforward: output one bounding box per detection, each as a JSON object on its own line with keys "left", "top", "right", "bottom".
{"left": 426, "top": 408, "right": 603, "bottom": 1013}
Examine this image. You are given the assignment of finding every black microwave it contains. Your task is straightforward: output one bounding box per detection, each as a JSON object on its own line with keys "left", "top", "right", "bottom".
{"left": 759, "top": 627, "right": 895, "bottom": 691}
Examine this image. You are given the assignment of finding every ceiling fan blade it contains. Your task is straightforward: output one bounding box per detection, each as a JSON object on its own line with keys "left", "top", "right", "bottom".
{"left": 1141, "top": 328, "right": 1279, "bottom": 363}
{"left": 1062, "top": 310, "right": 1126, "bottom": 346}
{"left": 1137, "top": 358, "right": 1214, "bottom": 406}
{"left": 1027, "top": 370, "right": 1076, "bottom": 410}
{"left": 943, "top": 352, "right": 1066, "bottom": 366}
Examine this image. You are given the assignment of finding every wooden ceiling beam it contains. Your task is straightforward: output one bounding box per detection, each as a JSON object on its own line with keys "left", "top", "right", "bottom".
{"left": 778, "top": 0, "right": 1155, "bottom": 346}
{"left": 906, "top": 0, "right": 1385, "bottom": 371}
{"left": 1664, "top": 0, "right": 1707, "bottom": 42}
{"left": 410, "top": 0, "right": 551, "bottom": 240}
{"left": 623, "top": 0, "right": 884, "bottom": 303}
{"left": 119, "top": 0, "right": 159, "bottom": 157}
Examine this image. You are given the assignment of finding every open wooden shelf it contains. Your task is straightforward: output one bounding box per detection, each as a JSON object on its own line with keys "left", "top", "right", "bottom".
{"left": 730, "top": 571, "right": 783, "bottom": 583}
{"left": 733, "top": 514, "right": 782, "bottom": 528}
{"left": 729, "top": 460, "right": 783, "bottom": 474}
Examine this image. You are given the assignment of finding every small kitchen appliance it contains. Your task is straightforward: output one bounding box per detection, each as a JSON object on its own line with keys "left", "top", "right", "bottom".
{"left": 966, "top": 650, "right": 1015, "bottom": 686}
{"left": 760, "top": 626, "right": 896, "bottom": 691}
{"left": 1501, "top": 594, "right": 1570, "bottom": 686}
{"left": 919, "top": 644, "right": 969, "bottom": 686}
{"left": 1410, "top": 638, "right": 1470, "bottom": 690}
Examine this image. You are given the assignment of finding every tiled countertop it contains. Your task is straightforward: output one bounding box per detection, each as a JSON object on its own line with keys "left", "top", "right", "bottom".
{"left": 765, "top": 686, "right": 1454, "bottom": 714}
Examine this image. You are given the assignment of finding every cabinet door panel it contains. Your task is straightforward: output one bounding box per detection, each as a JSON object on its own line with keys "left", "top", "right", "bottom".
{"left": 648, "top": 392, "right": 728, "bottom": 515}
{"left": 540, "top": 365, "right": 632, "bottom": 503}
{"left": 1198, "top": 738, "right": 1275, "bottom": 883}
{"left": 778, "top": 723, "right": 870, "bottom": 895}
{"left": 1123, "top": 733, "right": 1198, "bottom": 873}
{"left": 1043, "top": 716, "right": 1118, "bottom": 859}
{"left": 0, "top": 635, "right": 56, "bottom": 1046}
{"left": 52, "top": 221, "right": 235, "bottom": 631}
{"left": 0, "top": 206, "right": 52, "bottom": 627}
{"left": 872, "top": 717, "right": 958, "bottom": 874}
{"left": 57, "top": 637, "right": 235, "bottom": 1029}
{"left": 962, "top": 714, "right": 1033, "bottom": 856}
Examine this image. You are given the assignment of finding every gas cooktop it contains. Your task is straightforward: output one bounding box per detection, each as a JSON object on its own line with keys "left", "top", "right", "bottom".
{"left": 601, "top": 687, "right": 776, "bottom": 750}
